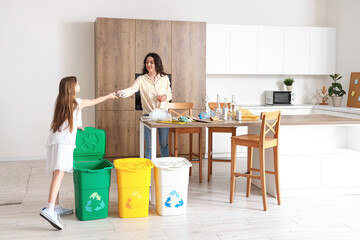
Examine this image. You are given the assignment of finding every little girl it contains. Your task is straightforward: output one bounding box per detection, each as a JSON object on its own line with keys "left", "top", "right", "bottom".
{"left": 40, "top": 76, "right": 117, "bottom": 230}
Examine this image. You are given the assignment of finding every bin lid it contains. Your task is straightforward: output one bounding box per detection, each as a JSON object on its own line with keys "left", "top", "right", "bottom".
{"left": 114, "top": 158, "right": 154, "bottom": 172}
{"left": 73, "top": 159, "right": 113, "bottom": 172}
{"left": 152, "top": 157, "right": 192, "bottom": 170}
{"left": 73, "top": 127, "right": 106, "bottom": 161}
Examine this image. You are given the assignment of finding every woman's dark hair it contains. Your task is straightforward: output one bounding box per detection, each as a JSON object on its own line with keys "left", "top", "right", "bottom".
{"left": 142, "top": 52, "right": 167, "bottom": 76}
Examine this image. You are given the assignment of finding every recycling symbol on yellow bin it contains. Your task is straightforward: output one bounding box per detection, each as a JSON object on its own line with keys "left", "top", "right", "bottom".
{"left": 125, "top": 191, "right": 144, "bottom": 209}
{"left": 85, "top": 192, "right": 105, "bottom": 212}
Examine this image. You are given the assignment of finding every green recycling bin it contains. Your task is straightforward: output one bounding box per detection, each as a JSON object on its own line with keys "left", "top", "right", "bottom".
{"left": 73, "top": 127, "right": 113, "bottom": 221}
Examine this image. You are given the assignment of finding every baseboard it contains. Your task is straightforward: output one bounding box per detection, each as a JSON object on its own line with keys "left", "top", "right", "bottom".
{"left": 0, "top": 155, "right": 46, "bottom": 161}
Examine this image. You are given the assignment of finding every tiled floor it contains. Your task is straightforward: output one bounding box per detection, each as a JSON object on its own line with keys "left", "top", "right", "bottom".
{"left": 1, "top": 159, "right": 360, "bottom": 239}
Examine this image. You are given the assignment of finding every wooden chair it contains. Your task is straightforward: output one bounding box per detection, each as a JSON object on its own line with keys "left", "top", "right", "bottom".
{"left": 230, "top": 111, "right": 281, "bottom": 211}
{"left": 207, "top": 102, "right": 237, "bottom": 182}
{"left": 168, "top": 102, "right": 203, "bottom": 183}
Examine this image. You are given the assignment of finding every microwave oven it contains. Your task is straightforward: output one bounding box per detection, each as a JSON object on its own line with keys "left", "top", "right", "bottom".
{"left": 265, "top": 91, "right": 292, "bottom": 105}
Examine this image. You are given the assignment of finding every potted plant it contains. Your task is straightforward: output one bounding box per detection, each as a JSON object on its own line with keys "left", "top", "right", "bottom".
{"left": 283, "top": 77, "right": 295, "bottom": 91}
{"left": 328, "top": 73, "right": 346, "bottom": 107}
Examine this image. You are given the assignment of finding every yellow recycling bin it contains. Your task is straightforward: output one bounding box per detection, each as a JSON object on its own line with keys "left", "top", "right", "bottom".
{"left": 114, "top": 158, "right": 154, "bottom": 218}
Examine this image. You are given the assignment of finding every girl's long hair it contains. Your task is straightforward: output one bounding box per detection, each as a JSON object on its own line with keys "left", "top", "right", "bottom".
{"left": 142, "top": 52, "right": 167, "bottom": 76}
{"left": 50, "top": 76, "right": 78, "bottom": 133}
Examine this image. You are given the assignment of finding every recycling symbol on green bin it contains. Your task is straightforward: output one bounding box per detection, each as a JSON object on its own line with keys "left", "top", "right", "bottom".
{"left": 85, "top": 192, "right": 105, "bottom": 212}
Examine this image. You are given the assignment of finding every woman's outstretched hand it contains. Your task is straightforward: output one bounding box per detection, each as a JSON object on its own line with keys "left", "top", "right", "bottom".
{"left": 116, "top": 90, "right": 125, "bottom": 98}
{"left": 157, "top": 94, "right": 167, "bottom": 102}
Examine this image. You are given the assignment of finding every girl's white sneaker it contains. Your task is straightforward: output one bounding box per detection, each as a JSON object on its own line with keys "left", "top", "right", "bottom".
{"left": 55, "top": 206, "right": 74, "bottom": 216}
{"left": 42, "top": 206, "right": 74, "bottom": 216}
{"left": 40, "top": 209, "right": 63, "bottom": 230}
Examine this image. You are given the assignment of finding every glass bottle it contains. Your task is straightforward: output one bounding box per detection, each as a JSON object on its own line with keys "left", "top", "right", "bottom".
{"left": 229, "top": 95, "right": 237, "bottom": 120}
{"left": 215, "top": 94, "right": 222, "bottom": 118}
{"left": 223, "top": 97, "right": 228, "bottom": 120}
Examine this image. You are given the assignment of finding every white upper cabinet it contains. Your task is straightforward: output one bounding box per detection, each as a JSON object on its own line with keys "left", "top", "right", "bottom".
{"left": 206, "top": 24, "right": 336, "bottom": 75}
{"left": 309, "top": 27, "right": 336, "bottom": 75}
{"left": 257, "top": 26, "right": 284, "bottom": 74}
{"left": 284, "top": 27, "right": 310, "bottom": 75}
{"left": 230, "top": 25, "right": 257, "bottom": 74}
{"left": 206, "top": 24, "right": 230, "bottom": 74}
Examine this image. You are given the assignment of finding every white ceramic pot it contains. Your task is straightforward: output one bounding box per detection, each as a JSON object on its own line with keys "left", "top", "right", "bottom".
{"left": 286, "top": 85, "right": 293, "bottom": 91}
{"left": 332, "top": 96, "right": 343, "bottom": 107}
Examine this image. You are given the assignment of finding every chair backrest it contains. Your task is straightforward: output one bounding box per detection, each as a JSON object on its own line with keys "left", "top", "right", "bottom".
{"left": 259, "top": 111, "right": 281, "bottom": 142}
{"left": 168, "top": 102, "right": 194, "bottom": 117}
{"left": 208, "top": 102, "right": 231, "bottom": 111}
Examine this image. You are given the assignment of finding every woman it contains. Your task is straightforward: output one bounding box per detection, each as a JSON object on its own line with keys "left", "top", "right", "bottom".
{"left": 117, "top": 53, "right": 172, "bottom": 159}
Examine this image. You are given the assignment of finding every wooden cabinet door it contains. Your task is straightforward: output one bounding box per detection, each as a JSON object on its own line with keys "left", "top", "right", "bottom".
{"left": 135, "top": 20, "right": 172, "bottom": 74}
{"left": 171, "top": 22, "right": 206, "bottom": 155}
{"left": 96, "top": 110, "right": 137, "bottom": 157}
{"left": 171, "top": 21, "right": 206, "bottom": 110}
{"left": 95, "top": 18, "right": 135, "bottom": 111}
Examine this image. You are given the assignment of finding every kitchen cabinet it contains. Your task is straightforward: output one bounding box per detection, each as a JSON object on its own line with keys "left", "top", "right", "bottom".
{"left": 206, "top": 24, "right": 336, "bottom": 75}
{"left": 257, "top": 26, "right": 284, "bottom": 74}
{"left": 95, "top": 18, "right": 135, "bottom": 111}
{"left": 230, "top": 25, "right": 257, "bottom": 74}
{"left": 309, "top": 27, "right": 336, "bottom": 74}
{"left": 135, "top": 20, "right": 172, "bottom": 74}
{"left": 284, "top": 27, "right": 310, "bottom": 75}
{"left": 95, "top": 18, "right": 206, "bottom": 157}
{"left": 206, "top": 24, "right": 230, "bottom": 74}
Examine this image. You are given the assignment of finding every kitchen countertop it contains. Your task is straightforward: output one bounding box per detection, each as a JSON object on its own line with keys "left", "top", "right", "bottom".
{"left": 239, "top": 104, "right": 313, "bottom": 109}
{"left": 239, "top": 104, "right": 360, "bottom": 115}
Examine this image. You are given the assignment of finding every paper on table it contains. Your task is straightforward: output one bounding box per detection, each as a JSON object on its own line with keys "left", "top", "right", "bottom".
{"left": 355, "top": 79, "right": 359, "bottom": 84}
{"left": 351, "top": 91, "right": 355, "bottom": 96}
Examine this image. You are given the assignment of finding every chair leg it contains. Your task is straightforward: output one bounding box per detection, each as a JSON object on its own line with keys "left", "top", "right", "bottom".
{"left": 230, "top": 139, "right": 236, "bottom": 203}
{"left": 273, "top": 146, "right": 281, "bottom": 205}
{"left": 169, "top": 130, "right": 172, "bottom": 157}
{"left": 189, "top": 133, "right": 193, "bottom": 176}
{"left": 209, "top": 130, "right": 213, "bottom": 175}
{"left": 199, "top": 129, "right": 202, "bottom": 183}
{"left": 174, "top": 130, "right": 178, "bottom": 157}
{"left": 208, "top": 129, "right": 212, "bottom": 182}
{"left": 246, "top": 147, "right": 253, "bottom": 197}
{"left": 259, "top": 147, "right": 267, "bottom": 211}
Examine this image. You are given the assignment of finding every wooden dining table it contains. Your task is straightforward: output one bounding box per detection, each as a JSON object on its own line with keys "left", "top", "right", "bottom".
{"left": 140, "top": 114, "right": 360, "bottom": 202}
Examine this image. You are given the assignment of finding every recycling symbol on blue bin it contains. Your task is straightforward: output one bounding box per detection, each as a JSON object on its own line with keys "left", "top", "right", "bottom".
{"left": 164, "top": 190, "right": 184, "bottom": 208}
{"left": 85, "top": 192, "right": 105, "bottom": 212}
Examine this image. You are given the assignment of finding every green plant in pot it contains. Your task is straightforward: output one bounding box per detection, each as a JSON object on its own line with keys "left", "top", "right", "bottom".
{"left": 328, "top": 73, "right": 346, "bottom": 107}
{"left": 283, "top": 77, "right": 294, "bottom": 91}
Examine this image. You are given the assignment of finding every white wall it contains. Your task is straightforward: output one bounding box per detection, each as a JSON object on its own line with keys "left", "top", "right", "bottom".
{"left": 0, "top": 0, "right": 329, "bottom": 160}
{"left": 207, "top": 75, "right": 326, "bottom": 105}
{"left": 326, "top": 0, "right": 360, "bottom": 105}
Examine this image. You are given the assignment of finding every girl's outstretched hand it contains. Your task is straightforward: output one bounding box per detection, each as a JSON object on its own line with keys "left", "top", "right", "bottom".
{"left": 108, "top": 92, "right": 118, "bottom": 99}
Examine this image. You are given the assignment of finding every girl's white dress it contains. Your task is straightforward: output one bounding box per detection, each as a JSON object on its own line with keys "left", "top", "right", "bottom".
{"left": 46, "top": 98, "right": 82, "bottom": 174}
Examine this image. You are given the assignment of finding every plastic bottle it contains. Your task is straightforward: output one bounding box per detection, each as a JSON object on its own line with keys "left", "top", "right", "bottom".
{"left": 229, "top": 95, "right": 237, "bottom": 120}
{"left": 236, "top": 106, "right": 242, "bottom": 121}
{"left": 223, "top": 98, "right": 228, "bottom": 120}
{"left": 215, "top": 94, "right": 222, "bottom": 118}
